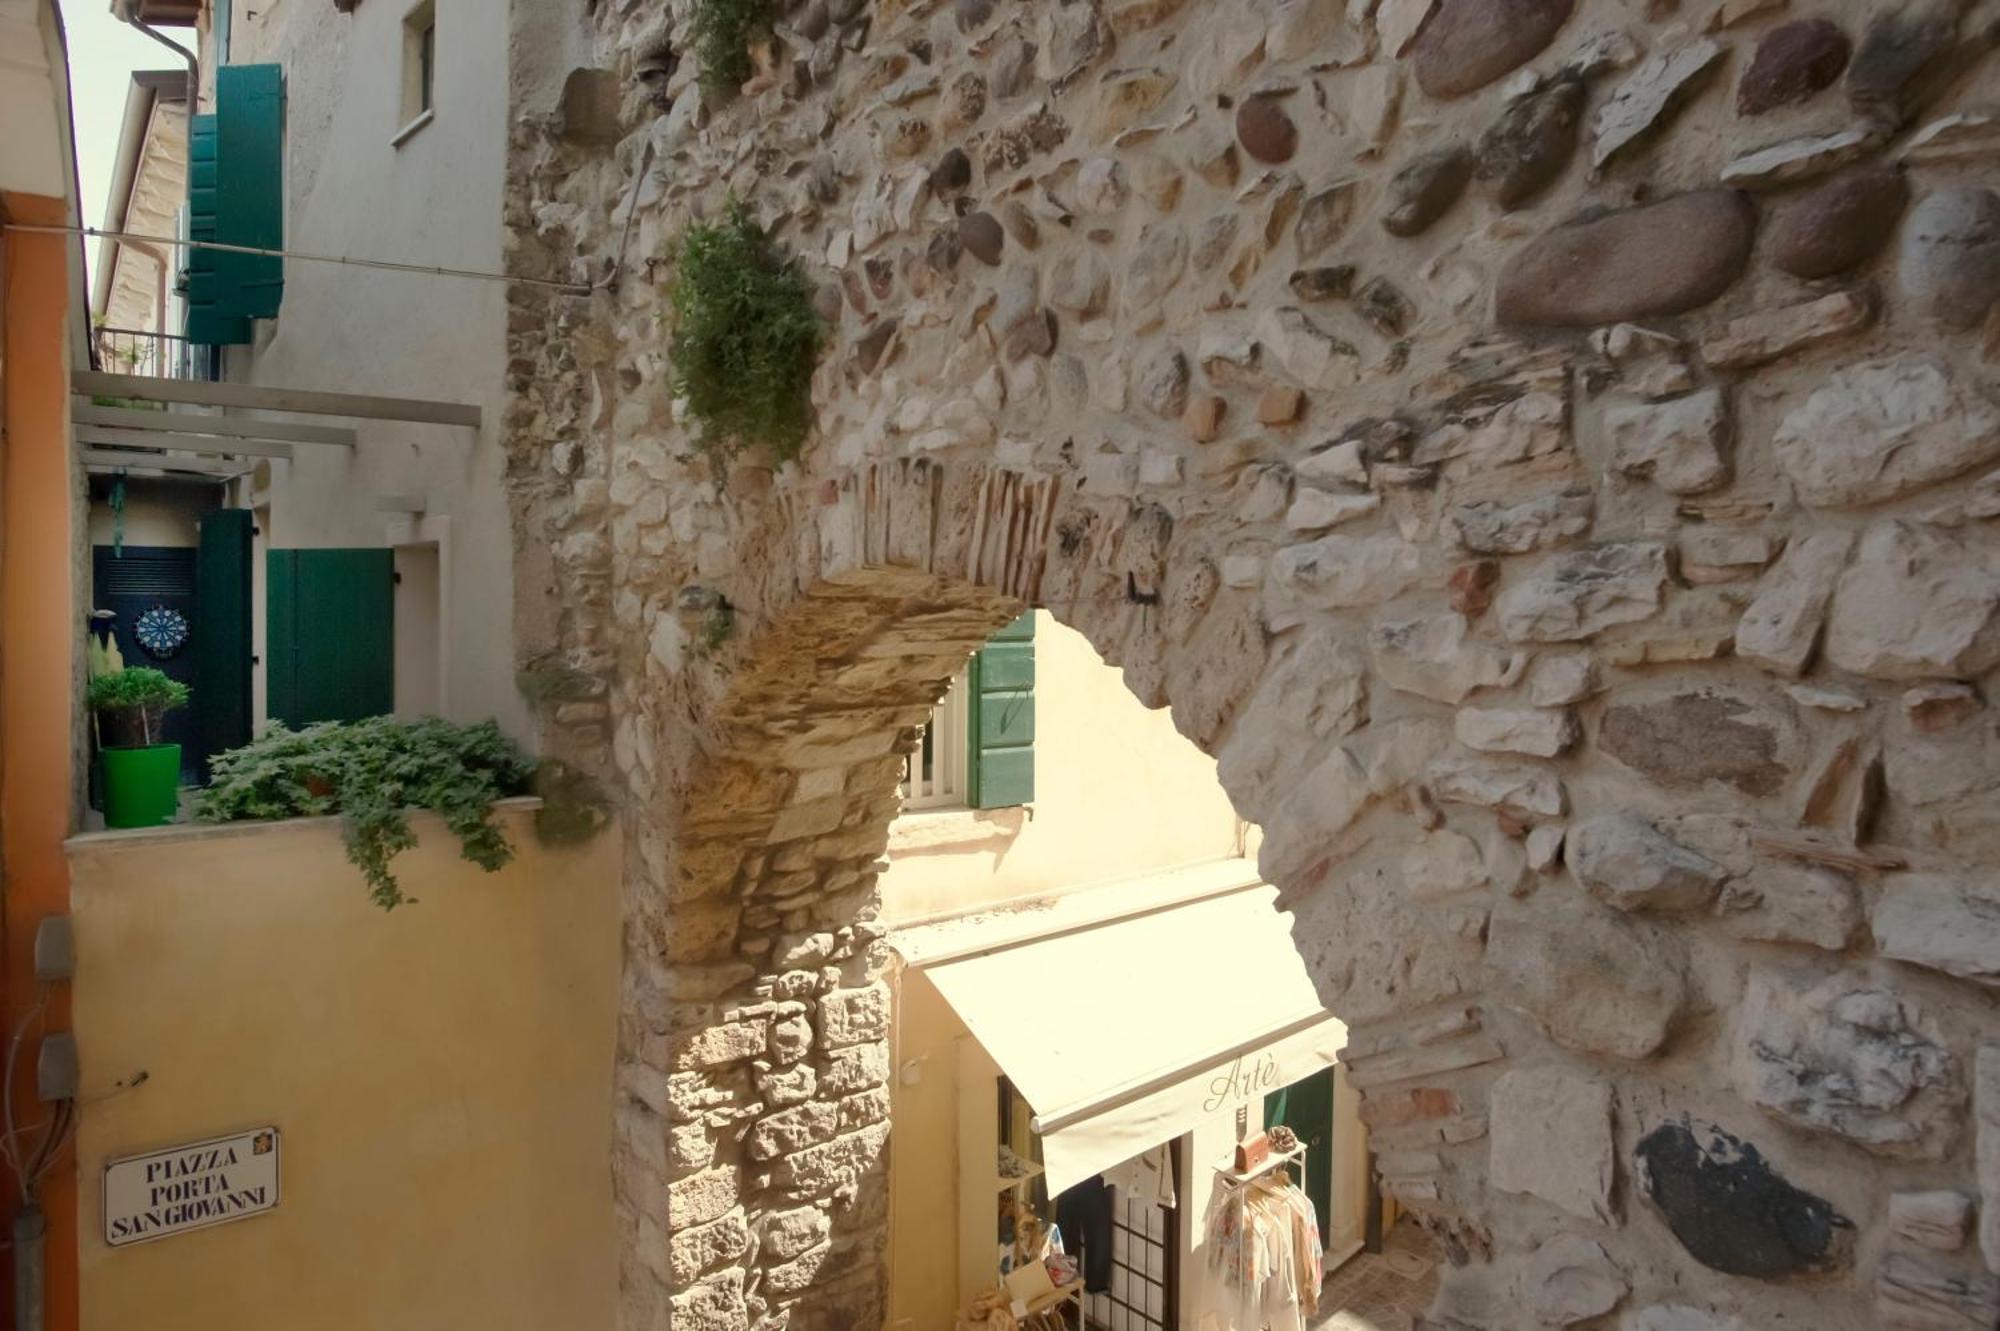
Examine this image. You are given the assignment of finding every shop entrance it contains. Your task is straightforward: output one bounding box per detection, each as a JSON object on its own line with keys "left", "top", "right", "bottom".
{"left": 998, "top": 1074, "right": 1183, "bottom": 1331}
{"left": 1080, "top": 1151, "right": 1180, "bottom": 1331}
{"left": 1264, "top": 1068, "right": 1334, "bottom": 1256}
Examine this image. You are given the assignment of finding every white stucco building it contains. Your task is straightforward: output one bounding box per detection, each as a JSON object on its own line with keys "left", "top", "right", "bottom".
{"left": 88, "top": 0, "right": 526, "bottom": 758}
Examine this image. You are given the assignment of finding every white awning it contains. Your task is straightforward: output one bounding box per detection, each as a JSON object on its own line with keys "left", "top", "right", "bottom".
{"left": 913, "top": 876, "right": 1344, "bottom": 1196}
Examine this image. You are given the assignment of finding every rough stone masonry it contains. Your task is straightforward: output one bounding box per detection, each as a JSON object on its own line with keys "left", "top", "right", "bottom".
{"left": 501, "top": 0, "right": 2000, "bottom": 1325}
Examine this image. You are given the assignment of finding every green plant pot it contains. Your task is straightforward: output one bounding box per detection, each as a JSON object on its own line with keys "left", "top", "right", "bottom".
{"left": 101, "top": 745, "right": 181, "bottom": 829}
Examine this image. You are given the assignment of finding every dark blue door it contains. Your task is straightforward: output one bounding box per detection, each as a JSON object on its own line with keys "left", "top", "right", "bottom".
{"left": 92, "top": 545, "right": 202, "bottom": 780}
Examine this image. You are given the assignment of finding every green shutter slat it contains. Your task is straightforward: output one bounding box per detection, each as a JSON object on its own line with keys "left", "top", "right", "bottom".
{"left": 968, "top": 611, "right": 1035, "bottom": 809}
{"left": 265, "top": 549, "right": 394, "bottom": 727}
{"left": 215, "top": 64, "right": 285, "bottom": 321}
{"left": 195, "top": 509, "right": 255, "bottom": 771}
{"left": 182, "top": 114, "right": 250, "bottom": 346}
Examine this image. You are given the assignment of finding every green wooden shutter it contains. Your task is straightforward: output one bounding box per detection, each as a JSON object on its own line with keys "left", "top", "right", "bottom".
{"left": 267, "top": 549, "right": 395, "bottom": 727}
{"left": 194, "top": 509, "right": 255, "bottom": 768}
{"left": 215, "top": 63, "right": 285, "bottom": 320}
{"left": 967, "top": 612, "right": 1035, "bottom": 809}
{"left": 182, "top": 113, "right": 250, "bottom": 346}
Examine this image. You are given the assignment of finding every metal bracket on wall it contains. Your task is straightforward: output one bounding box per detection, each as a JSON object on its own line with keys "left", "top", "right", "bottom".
{"left": 35, "top": 1036, "right": 76, "bottom": 1103}
{"left": 31, "top": 918, "right": 71, "bottom": 982}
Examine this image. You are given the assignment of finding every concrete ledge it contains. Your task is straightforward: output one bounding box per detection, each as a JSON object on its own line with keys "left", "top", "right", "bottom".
{"left": 885, "top": 804, "right": 1028, "bottom": 855}
{"left": 65, "top": 795, "right": 548, "bottom": 858}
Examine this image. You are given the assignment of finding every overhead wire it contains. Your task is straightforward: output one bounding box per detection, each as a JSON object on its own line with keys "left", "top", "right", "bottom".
{"left": 2, "top": 222, "right": 595, "bottom": 295}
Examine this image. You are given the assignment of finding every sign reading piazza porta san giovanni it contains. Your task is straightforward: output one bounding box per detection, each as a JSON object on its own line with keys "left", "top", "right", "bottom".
{"left": 103, "top": 1128, "right": 280, "bottom": 1247}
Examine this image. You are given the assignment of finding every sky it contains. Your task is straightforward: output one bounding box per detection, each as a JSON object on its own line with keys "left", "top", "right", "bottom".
{"left": 57, "top": 0, "right": 183, "bottom": 291}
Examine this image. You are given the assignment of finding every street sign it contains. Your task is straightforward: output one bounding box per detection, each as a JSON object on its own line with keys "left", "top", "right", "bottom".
{"left": 103, "top": 1127, "right": 280, "bottom": 1247}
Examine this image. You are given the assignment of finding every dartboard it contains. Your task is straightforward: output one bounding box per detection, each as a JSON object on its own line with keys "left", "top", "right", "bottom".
{"left": 134, "top": 606, "right": 190, "bottom": 659}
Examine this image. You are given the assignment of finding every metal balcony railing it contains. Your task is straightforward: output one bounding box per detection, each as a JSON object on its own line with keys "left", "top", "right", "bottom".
{"left": 91, "top": 327, "right": 219, "bottom": 383}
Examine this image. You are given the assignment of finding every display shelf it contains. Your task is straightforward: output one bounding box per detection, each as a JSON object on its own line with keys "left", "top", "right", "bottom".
{"left": 1213, "top": 1142, "right": 1307, "bottom": 1189}
{"left": 1018, "top": 1277, "right": 1083, "bottom": 1331}
{"left": 997, "top": 1148, "right": 1043, "bottom": 1190}
{"left": 1022, "top": 1278, "right": 1083, "bottom": 1311}
{"left": 997, "top": 1166, "right": 1044, "bottom": 1190}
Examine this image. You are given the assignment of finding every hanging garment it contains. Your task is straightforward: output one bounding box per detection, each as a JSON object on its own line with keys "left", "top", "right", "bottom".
{"left": 1055, "top": 1175, "right": 1115, "bottom": 1294}
{"left": 1202, "top": 1173, "right": 1323, "bottom": 1330}
{"left": 1281, "top": 1182, "right": 1323, "bottom": 1316}
{"left": 1103, "top": 1143, "right": 1178, "bottom": 1208}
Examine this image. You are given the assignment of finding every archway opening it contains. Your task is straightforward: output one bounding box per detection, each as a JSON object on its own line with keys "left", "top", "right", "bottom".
{"left": 602, "top": 465, "right": 1514, "bottom": 1331}
{"left": 876, "top": 609, "right": 1391, "bottom": 1331}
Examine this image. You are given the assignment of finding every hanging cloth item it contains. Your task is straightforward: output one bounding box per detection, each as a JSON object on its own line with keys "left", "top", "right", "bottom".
{"left": 1103, "top": 1143, "right": 1177, "bottom": 1209}
{"left": 1202, "top": 1173, "right": 1322, "bottom": 1331}
{"left": 109, "top": 475, "right": 127, "bottom": 558}
{"left": 1055, "top": 1175, "right": 1115, "bottom": 1294}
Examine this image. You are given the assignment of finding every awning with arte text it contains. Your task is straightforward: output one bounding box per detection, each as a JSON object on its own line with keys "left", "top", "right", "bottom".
{"left": 910, "top": 871, "right": 1346, "bottom": 1197}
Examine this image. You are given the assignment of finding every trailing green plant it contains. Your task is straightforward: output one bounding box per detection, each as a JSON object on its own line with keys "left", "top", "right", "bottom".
{"left": 691, "top": 0, "right": 772, "bottom": 94}
{"left": 193, "top": 717, "right": 537, "bottom": 911}
{"left": 87, "top": 667, "right": 189, "bottom": 747}
{"left": 668, "top": 202, "right": 822, "bottom": 464}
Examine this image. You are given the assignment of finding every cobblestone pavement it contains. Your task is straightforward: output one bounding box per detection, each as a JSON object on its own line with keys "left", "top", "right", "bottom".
{"left": 1308, "top": 1223, "right": 1439, "bottom": 1331}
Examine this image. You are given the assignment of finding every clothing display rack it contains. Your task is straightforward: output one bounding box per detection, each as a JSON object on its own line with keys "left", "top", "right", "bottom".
{"left": 1213, "top": 1142, "right": 1307, "bottom": 1190}
{"left": 1206, "top": 1127, "right": 1323, "bottom": 1331}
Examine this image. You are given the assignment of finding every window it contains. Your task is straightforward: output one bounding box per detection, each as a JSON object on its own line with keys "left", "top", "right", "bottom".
{"left": 900, "top": 613, "right": 1036, "bottom": 812}
{"left": 397, "top": 1, "right": 436, "bottom": 141}
{"left": 903, "top": 670, "right": 970, "bottom": 809}
{"left": 418, "top": 20, "right": 435, "bottom": 111}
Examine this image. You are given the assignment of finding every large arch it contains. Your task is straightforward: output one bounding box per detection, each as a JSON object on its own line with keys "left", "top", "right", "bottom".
{"left": 502, "top": 1, "right": 2000, "bottom": 1327}
{"left": 604, "top": 460, "right": 1293, "bottom": 1329}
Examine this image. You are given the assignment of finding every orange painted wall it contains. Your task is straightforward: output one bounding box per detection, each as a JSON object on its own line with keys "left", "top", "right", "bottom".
{"left": 2, "top": 189, "right": 81, "bottom": 1331}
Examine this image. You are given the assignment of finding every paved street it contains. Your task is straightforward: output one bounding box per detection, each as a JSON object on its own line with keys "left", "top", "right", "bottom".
{"left": 1310, "top": 1224, "right": 1439, "bottom": 1331}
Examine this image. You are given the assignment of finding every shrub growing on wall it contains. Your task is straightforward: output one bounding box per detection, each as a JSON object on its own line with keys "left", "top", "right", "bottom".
{"left": 691, "top": 0, "right": 772, "bottom": 94}
{"left": 669, "top": 202, "right": 822, "bottom": 464}
{"left": 194, "top": 717, "right": 537, "bottom": 910}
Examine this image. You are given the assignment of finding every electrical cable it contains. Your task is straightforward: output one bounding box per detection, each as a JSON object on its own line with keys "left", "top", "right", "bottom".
{"left": 601, "top": 135, "right": 657, "bottom": 293}
{"left": 2, "top": 223, "right": 594, "bottom": 295}
{"left": 0, "top": 987, "right": 48, "bottom": 1199}
{"left": 0, "top": 985, "right": 75, "bottom": 1205}
{"left": 24, "top": 1101, "right": 74, "bottom": 1195}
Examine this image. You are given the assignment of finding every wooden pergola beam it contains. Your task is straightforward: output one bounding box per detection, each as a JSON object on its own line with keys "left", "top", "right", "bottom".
{"left": 76, "top": 426, "right": 295, "bottom": 460}
{"left": 81, "top": 449, "right": 255, "bottom": 479}
{"left": 72, "top": 370, "right": 481, "bottom": 428}
{"left": 73, "top": 401, "right": 355, "bottom": 447}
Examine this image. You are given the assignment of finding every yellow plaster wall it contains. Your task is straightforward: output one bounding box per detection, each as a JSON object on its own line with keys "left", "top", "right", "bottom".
{"left": 878, "top": 612, "right": 1251, "bottom": 924}
{"left": 86, "top": 478, "right": 211, "bottom": 550}
{"left": 67, "top": 802, "right": 621, "bottom": 1331}
{"left": 885, "top": 963, "right": 990, "bottom": 1331}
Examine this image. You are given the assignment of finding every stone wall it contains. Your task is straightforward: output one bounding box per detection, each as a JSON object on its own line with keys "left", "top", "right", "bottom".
{"left": 501, "top": 0, "right": 2000, "bottom": 1325}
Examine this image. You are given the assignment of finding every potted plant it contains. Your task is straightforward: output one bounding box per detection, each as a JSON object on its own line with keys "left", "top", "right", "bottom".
{"left": 88, "top": 667, "right": 189, "bottom": 828}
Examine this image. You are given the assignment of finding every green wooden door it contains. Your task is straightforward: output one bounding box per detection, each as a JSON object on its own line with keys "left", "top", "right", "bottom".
{"left": 194, "top": 509, "right": 254, "bottom": 770}
{"left": 1266, "top": 1066, "right": 1335, "bottom": 1245}
{"left": 267, "top": 549, "right": 394, "bottom": 726}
